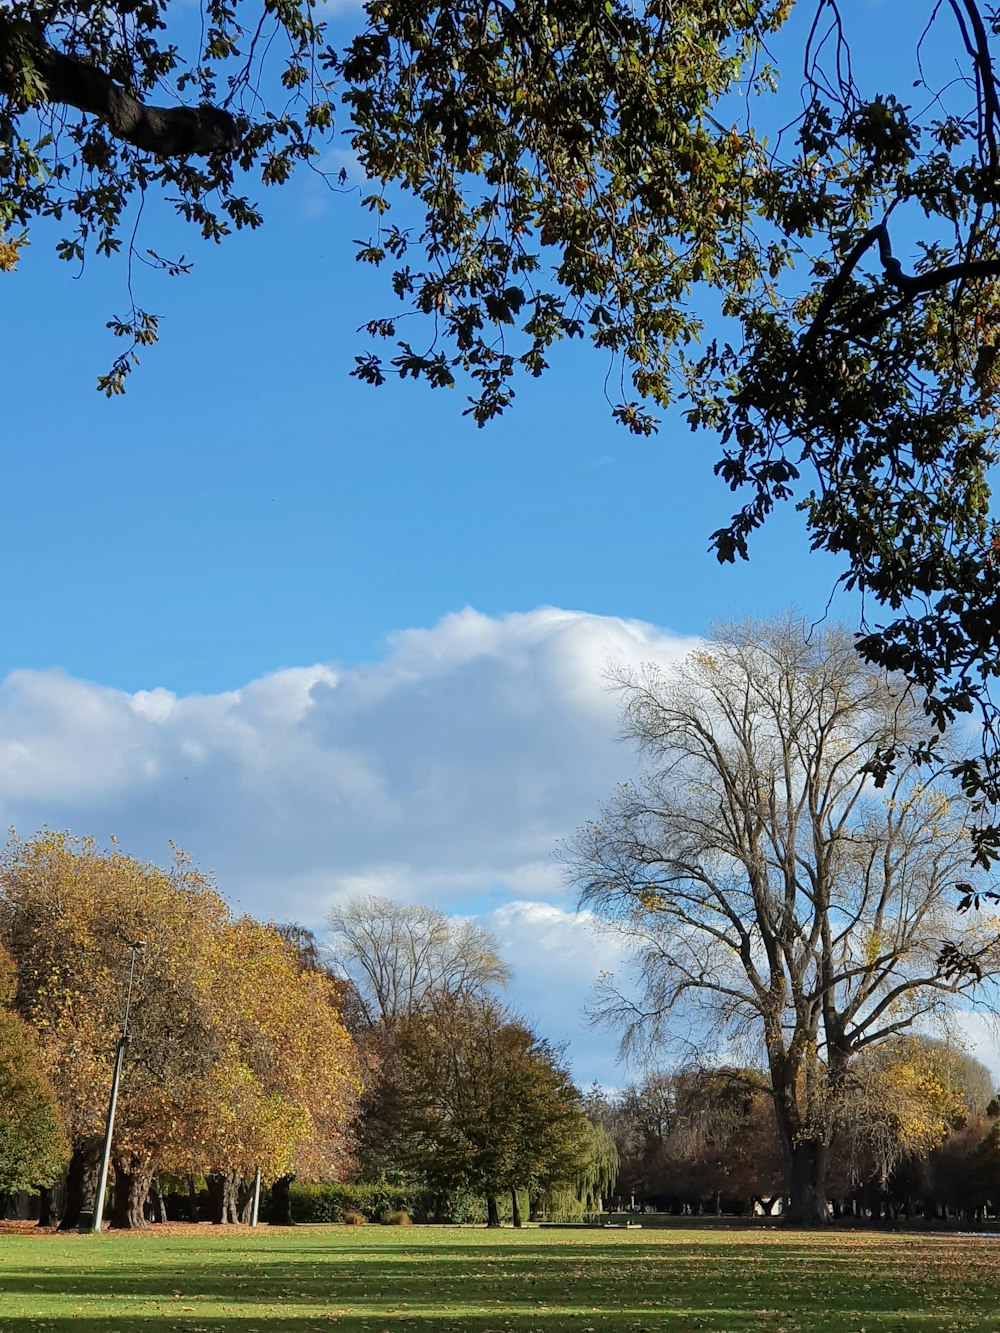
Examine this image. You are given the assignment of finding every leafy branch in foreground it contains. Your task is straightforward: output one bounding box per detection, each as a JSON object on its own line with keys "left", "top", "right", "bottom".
{"left": 0, "top": 0, "right": 338, "bottom": 389}
{"left": 340, "top": 0, "right": 1000, "bottom": 857}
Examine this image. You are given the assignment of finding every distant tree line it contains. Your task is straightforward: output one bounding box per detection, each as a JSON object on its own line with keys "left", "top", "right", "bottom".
{"left": 0, "top": 850, "right": 610, "bottom": 1230}
{"left": 588, "top": 1041, "right": 1000, "bottom": 1222}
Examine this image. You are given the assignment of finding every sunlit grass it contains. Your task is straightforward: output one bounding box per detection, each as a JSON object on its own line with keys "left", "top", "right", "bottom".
{"left": 1, "top": 1222, "right": 999, "bottom": 1331}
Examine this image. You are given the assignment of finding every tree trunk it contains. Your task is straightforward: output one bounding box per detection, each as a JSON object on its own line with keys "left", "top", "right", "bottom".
{"left": 110, "top": 1160, "right": 154, "bottom": 1229}
{"left": 784, "top": 1139, "right": 829, "bottom": 1223}
{"left": 770, "top": 1057, "right": 831, "bottom": 1224}
{"left": 147, "top": 1174, "right": 168, "bottom": 1223}
{"left": 59, "top": 1140, "right": 101, "bottom": 1231}
{"left": 270, "top": 1174, "right": 295, "bottom": 1227}
{"left": 208, "top": 1172, "right": 242, "bottom": 1225}
{"left": 186, "top": 1174, "right": 200, "bottom": 1222}
{"left": 236, "top": 1177, "right": 256, "bottom": 1224}
{"left": 485, "top": 1194, "right": 500, "bottom": 1227}
{"left": 510, "top": 1189, "right": 522, "bottom": 1227}
{"left": 37, "top": 1187, "right": 55, "bottom": 1228}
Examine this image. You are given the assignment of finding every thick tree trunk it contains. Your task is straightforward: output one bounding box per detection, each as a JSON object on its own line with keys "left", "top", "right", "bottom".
{"left": 784, "top": 1139, "right": 829, "bottom": 1224}
{"left": 208, "top": 1172, "right": 242, "bottom": 1225}
{"left": 59, "top": 1140, "right": 101, "bottom": 1231}
{"left": 269, "top": 1174, "right": 295, "bottom": 1227}
{"left": 510, "top": 1189, "right": 522, "bottom": 1228}
{"left": 769, "top": 1051, "right": 832, "bottom": 1225}
{"left": 37, "top": 1187, "right": 55, "bottom": 1228}
{"left": 110, "top": 1160, "right": 154, "bottom": 1230}
{"left": 485, "top": 1194, "right": 500, "bottom": 1228}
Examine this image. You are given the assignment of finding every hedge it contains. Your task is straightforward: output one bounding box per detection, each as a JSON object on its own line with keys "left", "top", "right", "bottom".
{"left": 288, "top": 1182, "right": 435, "bottom": 1223}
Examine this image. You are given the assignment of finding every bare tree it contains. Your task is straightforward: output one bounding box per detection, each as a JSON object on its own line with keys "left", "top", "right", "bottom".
{"left": 325, "top": 896, "right": 510, "bottom": 1028}
{"left": 567, "top": 618, "right": 1000, "bottom": 1222}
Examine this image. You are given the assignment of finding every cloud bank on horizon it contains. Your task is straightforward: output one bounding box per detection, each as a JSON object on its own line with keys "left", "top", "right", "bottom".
{"left": 0, "top": 607, "right": 699, "bottom": 1082}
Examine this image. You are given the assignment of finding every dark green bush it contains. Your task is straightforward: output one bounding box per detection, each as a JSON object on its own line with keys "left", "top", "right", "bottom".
{"left": 288, "top": 1182, "right": 434, "bottom": 1224}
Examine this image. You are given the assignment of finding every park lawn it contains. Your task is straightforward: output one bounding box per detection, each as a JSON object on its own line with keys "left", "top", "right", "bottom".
{"left": 1, "top": 1224, "right": 999, "bottom": 1333}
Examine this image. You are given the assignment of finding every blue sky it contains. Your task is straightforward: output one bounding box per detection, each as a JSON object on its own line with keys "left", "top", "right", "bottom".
{"left": 5, "top": 0, "right": 992, "bottom": 1086}
{"left": 5, "top": 173, "right": 842, "bottom": 694}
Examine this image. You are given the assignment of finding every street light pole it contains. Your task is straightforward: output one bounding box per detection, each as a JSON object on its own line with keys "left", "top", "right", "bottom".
{"left": 91, "top": 940, "right": 145, "bottom": 1233}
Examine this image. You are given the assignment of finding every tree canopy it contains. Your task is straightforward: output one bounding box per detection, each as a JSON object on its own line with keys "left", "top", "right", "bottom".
{"left": 391, "top": 993, "right": 590, "bottom": 1225}
{"left": 342, "top": 0, "right": 1000, "bottom": 831}
{"left": 326, "top": 895, "right": 510, "bottom": 1028}
{"left": 0, "top": 832, "right": 360, "bottom": 1228}
{"left": 0, "top": 0, "right": 336, "bottom": 390}
{"left": 0, "top": 946, "right": 67, "bottom": 1197}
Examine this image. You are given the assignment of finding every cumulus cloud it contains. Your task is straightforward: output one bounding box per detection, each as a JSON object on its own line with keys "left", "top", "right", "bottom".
{"left": 0, "top": 603, "right": 695, "bottom": 925}
{"left": 484, "top": 900, "right": 633, "bottom": 1086}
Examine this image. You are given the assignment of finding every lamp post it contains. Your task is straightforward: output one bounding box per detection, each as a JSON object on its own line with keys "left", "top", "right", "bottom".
{"left": 91, "top": 940, "right": 145, "bottom": 1233}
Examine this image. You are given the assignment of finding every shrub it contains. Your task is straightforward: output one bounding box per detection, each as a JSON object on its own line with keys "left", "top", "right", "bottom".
{"left": 382, "top": 1210, "right": 412, "bottom": 1226}
{"left": 343, "top": 1210, "right": 367, "bottom": 1226}
{"left": 288, "top": 1182, "right": 435, "bottom": 1223}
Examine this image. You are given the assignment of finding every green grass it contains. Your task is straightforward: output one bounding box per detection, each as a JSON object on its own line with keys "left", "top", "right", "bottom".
{"left": 2, "top": 1223, "right": 999, "bottom": 1331}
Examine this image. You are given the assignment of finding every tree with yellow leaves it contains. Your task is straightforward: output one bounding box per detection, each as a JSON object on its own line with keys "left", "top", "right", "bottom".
{"left": 0, "top": 944, "right": 66, "bottom": 1200}
{"left": 195, "top": 917, "right": 361, "bottom": 1225}
{"left": 0, "top": 833, "right": 360, "bottom": 1228}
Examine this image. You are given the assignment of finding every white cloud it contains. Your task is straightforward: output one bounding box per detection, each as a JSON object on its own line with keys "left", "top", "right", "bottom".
{"left": 0, "top": 607, "right": 695, "bottom": 1076}
{"left": 2, "top": 606, "right": 998, "bottom": 1088}
{"left": 486, "top": 900, "right": 633, "bottom": 1086}
{"left": 943, "top": 1010, "right": 1000, "bottom": 1083}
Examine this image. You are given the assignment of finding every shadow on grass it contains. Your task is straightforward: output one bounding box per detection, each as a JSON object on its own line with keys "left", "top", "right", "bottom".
{"left": 2, "top": 1232, "right": 996, "bottom": 1332}
{"left": 0, "top": 1243, "right": 960, "bottom": 1326}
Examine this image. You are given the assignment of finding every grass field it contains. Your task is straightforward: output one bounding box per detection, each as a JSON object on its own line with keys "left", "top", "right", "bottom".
{"left": 2, "top": 1223, "right": 1000, "bottom": 1332}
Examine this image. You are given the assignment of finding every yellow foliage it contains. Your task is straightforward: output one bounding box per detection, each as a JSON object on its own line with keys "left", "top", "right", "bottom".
{"left": 858, "top": 1037, "right": 971, "bottom": 1162}
{"left": 0, "top": 832, "right": 361, "bottom": 1185}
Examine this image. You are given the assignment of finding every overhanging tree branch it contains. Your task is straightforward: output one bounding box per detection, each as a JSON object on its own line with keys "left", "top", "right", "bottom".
{"left": 2, "top": 20, "right": 241, "bottom": 157}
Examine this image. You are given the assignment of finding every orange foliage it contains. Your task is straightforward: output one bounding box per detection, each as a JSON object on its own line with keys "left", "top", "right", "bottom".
{"left": 0, "top": 833, "right": 360, "bottom": 1186}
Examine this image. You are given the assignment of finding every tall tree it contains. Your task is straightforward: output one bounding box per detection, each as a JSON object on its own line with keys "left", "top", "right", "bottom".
{"left": 0, "top": 834, "right": 361, "bottom": 1228}
{"left": 200, "top": 917, "right": 362, "bottom": 1226}
{"left": 0, "top": 945, "right": 67, "bottom": 1199}
{"left": 326, "top": 896, "right": 510, "bottom": 1028}
{"left": 392, "top": 995, "right": 589, "bottom": 1226}
{"left": 327, "top": 896, "right": 510, "bottom": 1186}
{"left": 568, "top": 618, "right": 1000, "bottom": 1222}
{"left": 0, "top": 833, "right": 229, "bottom": 1228}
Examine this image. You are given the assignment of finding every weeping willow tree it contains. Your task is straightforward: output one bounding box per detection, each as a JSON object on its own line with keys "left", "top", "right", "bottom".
{"left": 537, "top": 1120, "right": 619, "bottom": 1220}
